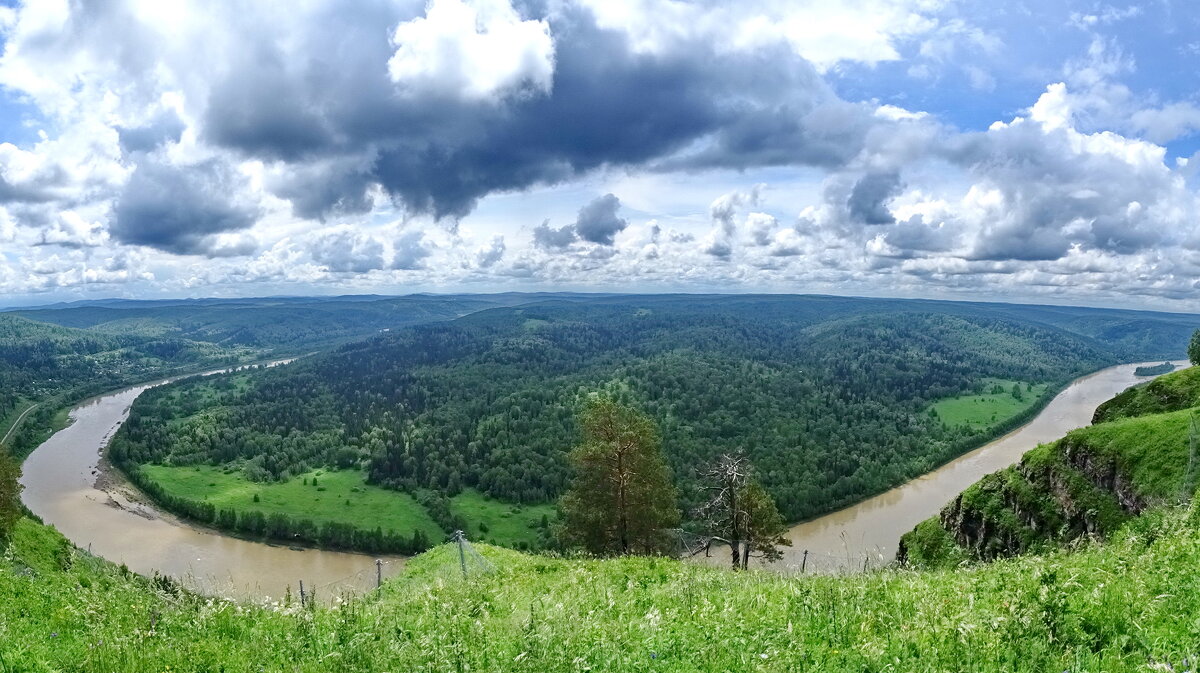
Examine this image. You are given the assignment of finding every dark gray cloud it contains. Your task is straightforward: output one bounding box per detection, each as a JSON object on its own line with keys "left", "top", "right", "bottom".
{"left": 847, "top": 171, "right": 902, "bottom": 224}
{"left": 192, "top": 5, "right": 865, "bottom": 220}
{"left": 267, "top": 157, "right": 374, "bottom": 221}
{"left": 116, "top": 110, "right": 185, "bottom": 153}
{"left": 573, "top": 193, "right": 626, "bottom": 244}
{"left": 533, "top": 219, "right": 577, "bottom": 249}
{"left": 532, "top": 193, "right": 628, "bottom": 249}
{"left": 111, "top": 157, "right": 259, "bottom": 255}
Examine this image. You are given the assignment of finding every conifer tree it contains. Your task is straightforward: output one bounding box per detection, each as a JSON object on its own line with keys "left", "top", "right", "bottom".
{"left": 559, "top": 397, "right": 679, "bottom": 556}
{"left": 739, "top": 480, "right": 791, "bottom": 569}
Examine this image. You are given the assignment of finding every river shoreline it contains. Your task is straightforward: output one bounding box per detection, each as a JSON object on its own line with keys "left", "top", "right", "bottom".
{"left": 767, "top": 360, "right": 1185, "bottom": 573}
{"left": 20, "top": 360, "right": 405, "bottom": 602}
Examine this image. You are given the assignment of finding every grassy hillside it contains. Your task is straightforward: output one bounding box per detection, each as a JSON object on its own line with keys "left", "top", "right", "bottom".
{"left": 1093, "top": 364, "right": 1200, "bottom": 423}
{"left": 4, "top": 505, "right": 1200, "bottom": 671}
{"left": 902, "top": 365, "right": 1200, "bottom": 567}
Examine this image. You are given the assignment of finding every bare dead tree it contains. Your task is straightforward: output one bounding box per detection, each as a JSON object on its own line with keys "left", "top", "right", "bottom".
{"left": 695, "top": 452, "right": 751, "bottom": 570}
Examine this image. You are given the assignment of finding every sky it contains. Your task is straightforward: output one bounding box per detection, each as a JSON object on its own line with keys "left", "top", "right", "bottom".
{"left": 0, "top": 0, "right": 1199, "bottom": 310}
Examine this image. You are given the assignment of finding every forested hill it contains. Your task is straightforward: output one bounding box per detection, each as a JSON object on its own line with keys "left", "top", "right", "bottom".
{"left": 0, "top": 313, "right": 253, "bottom": 457}
{"left": 113, "top": 295, "right": 1199, "bottom": 525}
{"left": 8, "top": 294, "right": 515, "bottom": 350}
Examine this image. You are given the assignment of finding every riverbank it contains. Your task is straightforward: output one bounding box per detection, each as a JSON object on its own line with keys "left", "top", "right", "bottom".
{"left": 769, "top": 361, "right": 1184, "bottom": 573}
{"left": 19, "top": 364, "right": 404, "bottom": 601}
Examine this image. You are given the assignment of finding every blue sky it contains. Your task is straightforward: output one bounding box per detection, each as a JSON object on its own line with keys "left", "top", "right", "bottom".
{"left": 0, "top": 0, "right": 1197, "bottom": 310}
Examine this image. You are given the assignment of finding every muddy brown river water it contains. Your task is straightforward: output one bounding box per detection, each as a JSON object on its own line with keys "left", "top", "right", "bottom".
{"left": 19, "top": 367, "right": 404, "bottom": 602}
{"left": 772, "top": 360, "right": 1183, "bottom": 573}
{"left": 20, "top": 360, "right": 1180, "bottom": 596}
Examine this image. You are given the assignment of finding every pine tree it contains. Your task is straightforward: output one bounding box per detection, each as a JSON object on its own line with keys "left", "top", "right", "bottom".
{"left": 739, "top": 481, "right": 791, "bottom": 569}
{"left": 559, "top": 397, "right": 680, "bottom": 556}
{"left": 0, "top": 448, "right": 23, "bottom": 547}
{"left": 1190, "top": 329, "right": 1200, "bottom": 367}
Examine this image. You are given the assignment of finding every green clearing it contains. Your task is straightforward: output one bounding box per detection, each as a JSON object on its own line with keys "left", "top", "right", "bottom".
{"left": 929, "top": 378, "right": 1047, "bottom": 429}
{"left": 138, "top": 465, "right": 443, "bottom": 542}
{"left": 449, "top": 488, "right": 555, "bottom": 549}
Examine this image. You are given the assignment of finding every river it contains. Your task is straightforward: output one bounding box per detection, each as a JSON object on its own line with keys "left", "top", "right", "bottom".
{"left": 20, "top": 360, "right": 1179, "bottom": 595}
{"left": 772, "top": 360, "right": 1184, "bottom": 573}
{"left": 19, "top": 366, "right": 404, "bottom": 602}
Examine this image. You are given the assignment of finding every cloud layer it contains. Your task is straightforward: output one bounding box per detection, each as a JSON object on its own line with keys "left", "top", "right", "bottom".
{"left": 0, "top": 0, "right": 1197, "bottom": 309}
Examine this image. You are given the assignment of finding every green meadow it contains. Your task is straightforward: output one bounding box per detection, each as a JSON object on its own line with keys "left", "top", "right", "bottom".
{"left": 449, "top": 488, "right": 555, "bottom": 549}
{"left": 138, "top": 465, "right": 444, "bottom": 542}
{"left": 929, "top": 379, "right": 1048, "bottom": 429}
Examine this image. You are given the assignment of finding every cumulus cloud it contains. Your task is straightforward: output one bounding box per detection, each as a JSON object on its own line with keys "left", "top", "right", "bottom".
{"left": 0, "top": 0, "right": 1196, "bottom": 309}
{"left": 847, "top": 172, "right": 902, "bottom": 225}
{"left": 387, "top": 0, "right": 554, "bottom": 100}
{"left": 533, "top": 219, "right": 577, "bottom": 249}
{"left": 311, "top": 229, "right": 386, "bottom": 273}
{"left": 116, "top": 109, "right": 185, "bottom": 153}
{"left": 475, "top": 235, "right": 506, "bottom": 267}
{"left": 392, "top": 230, "right": 433, "bottom": 270}
{"left": 573, "top": 193, "right": 627, "bottom": 245}
{"left": 111, "top": 157, "right": 259, "bottom": 256}
{"left": 532, "top": 193, "right": 628, "bottom": 249}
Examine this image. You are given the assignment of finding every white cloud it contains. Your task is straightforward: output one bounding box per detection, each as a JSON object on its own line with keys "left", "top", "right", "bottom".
{"left": 388, "top": 0, "right": 554, "bottom": 100}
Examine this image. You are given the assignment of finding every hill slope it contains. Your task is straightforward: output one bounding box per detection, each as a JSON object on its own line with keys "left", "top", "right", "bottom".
{"left": 0, "top": 313, "right": 255, "bottom": 458}
{"left": 4, "top": 504, "right": 1200, "bottom": 671}
{"left": 901, "top": 365, "right": 1199, "bottom": 566}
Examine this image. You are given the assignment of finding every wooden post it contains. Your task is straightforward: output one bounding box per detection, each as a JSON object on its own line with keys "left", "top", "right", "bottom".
{"left": 800, "top": 549, "right": 808, "bottom": 574}
{"left": 376, "top": 559, "right": 383, "bottom": 589}
{"left": 455, "top": 531, "right": 468, "bottom": 578}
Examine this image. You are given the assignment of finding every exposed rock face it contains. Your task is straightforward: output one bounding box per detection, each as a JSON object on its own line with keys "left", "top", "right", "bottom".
{"left": 936, "top": 437, "right": 1146, "bottom": 561}
{"left": 1061, "top": 438, "right": 1146, "bottom": 515}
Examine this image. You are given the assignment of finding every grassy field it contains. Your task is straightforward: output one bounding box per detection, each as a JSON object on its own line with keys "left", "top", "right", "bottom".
{"left": 449, "top": 488, "right": 555, "bottom": 549}
{"left": 4, "top": 503, "right": 1200, "bottom": 671}
{"left": 929, "top": 378, "right": 1047, "bottom": 429}
{"left": 138, "top": 465, "right": 444, "bottom": 542}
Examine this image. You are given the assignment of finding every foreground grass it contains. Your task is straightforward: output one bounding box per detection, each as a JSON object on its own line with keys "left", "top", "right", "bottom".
{"left": 929, "top": 379, "right": 1047, "bottom": 430}
{"left": 4, "top": 504, "right": 1200, "bottom": 672}
{"left": 138, "top": 465, "right": 444, "bottom": 542}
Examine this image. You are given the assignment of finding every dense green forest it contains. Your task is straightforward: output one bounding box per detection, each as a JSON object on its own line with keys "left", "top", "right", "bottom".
{"left": 110, "top": 295, "right": 1200, "bottom": 550}
{"left": 0, "top": 294, "right": 538, "bottom": 459}
{"left": 0, "top": 314, "right": 259, "bottom": 458}
{"left": 10, "top": 294, "right": 557, "bottom": 350}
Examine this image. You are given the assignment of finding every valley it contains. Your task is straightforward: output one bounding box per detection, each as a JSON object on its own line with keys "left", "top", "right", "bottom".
{"left": 5, "top": 292, "right": 1200, "bottom": 671}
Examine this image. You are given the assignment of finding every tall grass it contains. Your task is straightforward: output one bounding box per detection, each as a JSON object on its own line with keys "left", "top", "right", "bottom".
{"left": 4, "top": 504, "right": 1200, "bottom": 671}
